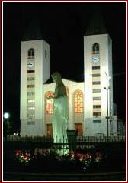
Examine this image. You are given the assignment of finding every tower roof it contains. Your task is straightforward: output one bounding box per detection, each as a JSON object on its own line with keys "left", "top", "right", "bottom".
{"left": 85, "top": 6, "right": 107, "bottom": 36}
{"left": 22, "top": 16, "right": 43, "bottom": 41}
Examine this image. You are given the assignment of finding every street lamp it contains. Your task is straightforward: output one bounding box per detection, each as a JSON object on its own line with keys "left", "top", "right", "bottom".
{"left": 104, "top": 86, "right": 110, "bottom": 142}
{"left": 3, "top": 112, "right": 10, "bottom": 139}
{"left": 4, "top": 112, "right": 10, "bottom": 120}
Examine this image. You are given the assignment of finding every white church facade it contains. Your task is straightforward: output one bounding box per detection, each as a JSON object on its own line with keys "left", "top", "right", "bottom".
{"left": 20, "top": 14, "right": 117, "bottom": 137}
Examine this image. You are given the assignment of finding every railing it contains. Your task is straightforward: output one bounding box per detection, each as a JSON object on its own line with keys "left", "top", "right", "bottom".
{"left": 77, "top": 135, "right": 126, "bottom": 142}
{"left": 4, "top": 135, "right": 126, "bottom": 143}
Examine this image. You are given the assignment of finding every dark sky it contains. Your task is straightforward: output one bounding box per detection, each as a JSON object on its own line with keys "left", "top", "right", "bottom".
{"left": 3, "top": 2, "right": 126, "bottom": 128}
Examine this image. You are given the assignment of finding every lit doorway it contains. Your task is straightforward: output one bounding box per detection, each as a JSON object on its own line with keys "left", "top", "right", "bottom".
{"left": 46, "top": 124, "right": 53, "bottom": 136}
{"left": 75, "top": 123, "right": 83, "bottom": 136}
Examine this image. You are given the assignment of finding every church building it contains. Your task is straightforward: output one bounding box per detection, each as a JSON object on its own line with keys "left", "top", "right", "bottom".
{"left": 20, "top": 13, "right": 117, "bottom": 137}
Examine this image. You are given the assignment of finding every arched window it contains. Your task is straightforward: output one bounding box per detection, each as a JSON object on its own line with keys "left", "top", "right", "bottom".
{"left": 28, "top": 48, "right": 34, "bottom": 58}
{"left": 45, "top": 91, "right": 54, "bottom": 114}
{"left": 92, "top": 43, "right": 99, "bottom": 54}
{"left": 74, "top": 90, "right": 83, "bottom": 113}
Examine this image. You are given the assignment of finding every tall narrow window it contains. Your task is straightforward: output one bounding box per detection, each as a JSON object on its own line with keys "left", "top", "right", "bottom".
{"left": 92, "top": 43, "right": 99, "bottom": 54}
{"left": 45, "top": 91, "right": 54, "bottom": 114}
{"left": 28, "top": 48, "right": 34, "bottom": 58}
{"left": 74, "top": 90, "right": 83, "bottom": 113}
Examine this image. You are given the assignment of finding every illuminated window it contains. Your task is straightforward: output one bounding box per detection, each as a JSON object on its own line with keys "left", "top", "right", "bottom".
{"left": 92, "top": 43, "right": 99, "bottom": 54}
{"left": 45, "top": 91, "right": 54, "bottom": 114}
{"left": 27, "top": 99, "right": 35, "bottom": 103}
{"left": 74, "top": 90, "right": 83, "bottom": 113}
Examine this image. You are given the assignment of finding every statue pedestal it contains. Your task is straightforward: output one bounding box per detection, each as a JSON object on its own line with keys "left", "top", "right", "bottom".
{"left": 67, "top": 130, "right": 78, "bottom": 152}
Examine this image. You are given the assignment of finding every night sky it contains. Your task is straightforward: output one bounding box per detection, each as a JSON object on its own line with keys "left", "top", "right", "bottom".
{"left": 3, "top": 2, "right": 126, "bottom": 130}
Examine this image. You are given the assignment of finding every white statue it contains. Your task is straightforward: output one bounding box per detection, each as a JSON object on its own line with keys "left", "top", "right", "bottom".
{"left": 51, "top": 72, "right": 69, "bottom": 143}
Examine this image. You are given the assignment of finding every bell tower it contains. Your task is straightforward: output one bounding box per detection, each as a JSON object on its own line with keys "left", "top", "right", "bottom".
{"left": 83, "top": 9, "right": 117, "bottom": 136}
{"left": 20, "top": 18, "right": 50, "bottom": 136}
